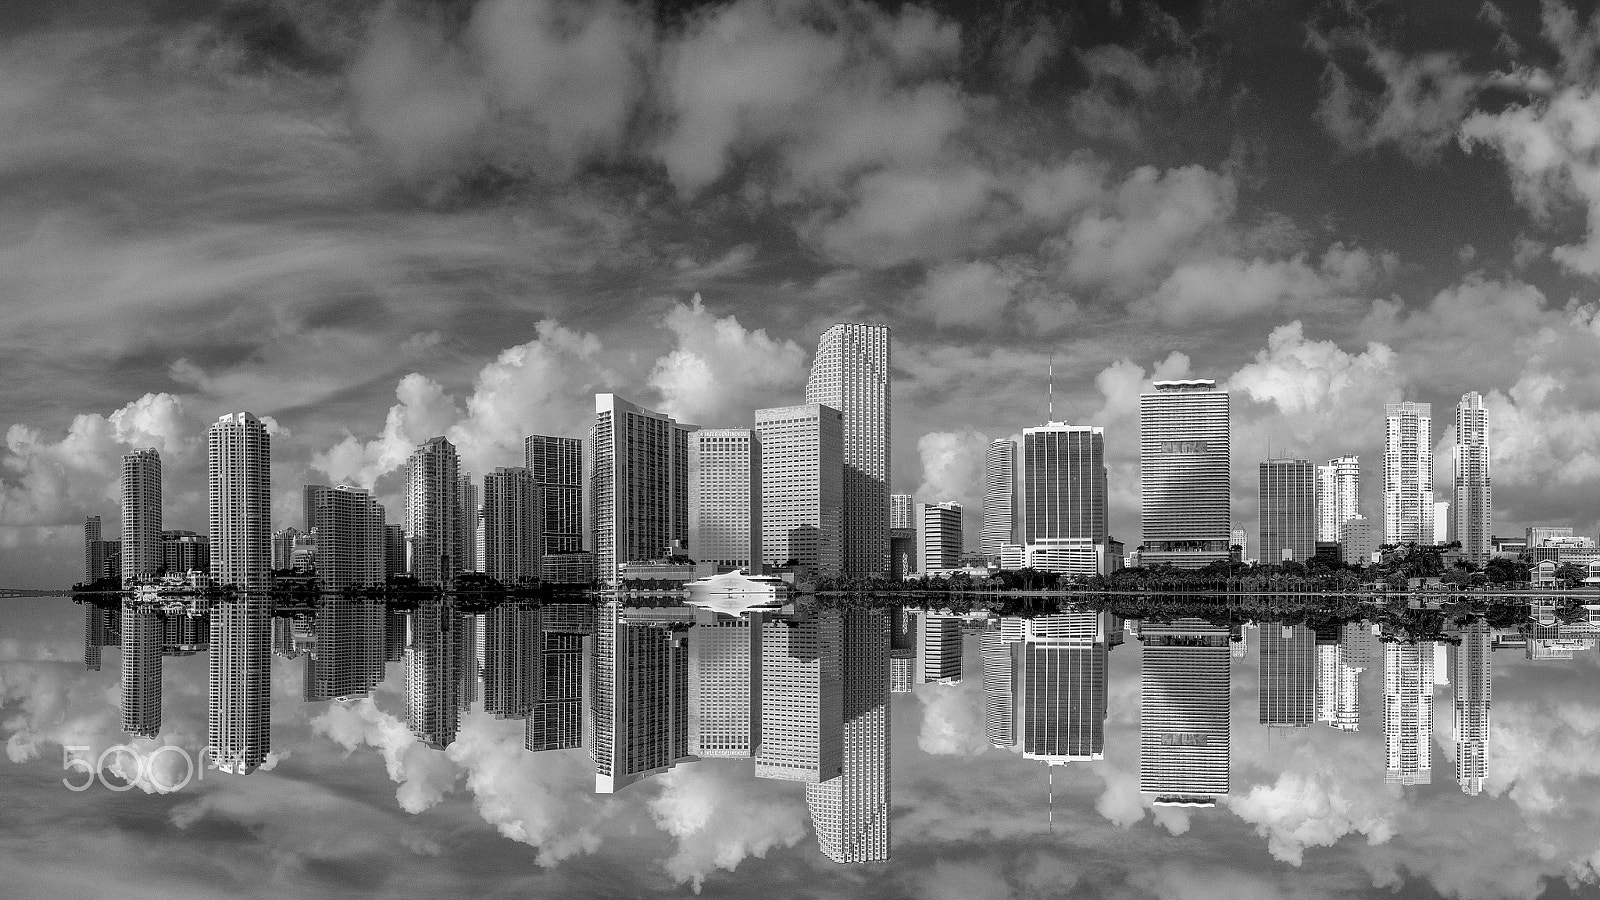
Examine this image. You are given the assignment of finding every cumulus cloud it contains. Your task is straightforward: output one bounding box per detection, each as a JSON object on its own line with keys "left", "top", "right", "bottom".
{"left": 647, "top": 761, "right": 810, "bottom": 892}
{"left": 914, "top": 259, "right": 1032, "bottom": 330}
{"left": 916, "top": 674, "right": 989, "bottom": 756}
{"left": 1315, "top": 33, "right": 1485, "bottom": 163}
{"left": 915, "top": 430, "right": 990, "bottom": 515}
{"left": 648, "top": 295, "right": 808, "bottom": 426}
{"left": 311, "top": 375, "right": 460, "bottom": 491}
{"left": 310, "top": 697, "right": 461, "bottom": 814}
{"left": 1227, "top": 771, "right": 1399, "bottom": 865}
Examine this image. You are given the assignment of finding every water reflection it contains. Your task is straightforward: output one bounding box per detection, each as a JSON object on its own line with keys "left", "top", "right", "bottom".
{"left": 64, "top": 588, "right": 1600, "bottom": 869}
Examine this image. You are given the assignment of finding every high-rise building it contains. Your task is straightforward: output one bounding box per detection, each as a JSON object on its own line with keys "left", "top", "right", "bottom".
{"left": 917, "top": 502, "right": 963, "bottom": 571}
{"left": 1453, "top": 619, "right": 1491, "bottom": 795}
{"left": 383, "top": 524, "right": 406, "bottom": 577}
{"left": 303, "top": 485, "right": 385, "bottom": 590}
{"left": 406, "top": 437, "right": 460, "bottom": 587}
{"left": 1019, "top": 424, "right": 1110, "bottom": 575}
{"left": 1259, "top": 458, "right": 1316, "bottom": 564}
{"left": 756, "top": 404, "right": 843, "bottom": 576}
{"left": 84, "top": 516, "right": 104, "bottom": 583}
{"left": 1383, "top": 640, "right": 1435, "bottom": 785}
{"left": 981, "top": 440, "right": 1017, "bottom": 561}
{"left": 912, "top": 610, "right": 963, "bottom": 684}
{"left": 591, "top": 602, "right": 695, "bottom": 792}
{"left": 1139, "top": 381, "right": 1231, "bottom": 569}
{"left": 121, "top": 599, "right": 162, "bottom": 737}
{"left": 1009, "top": 612, "right": 1111, "bottom": 763}
{"left": 481, "top": 467, "right": 540, "bottom": 585}
{"left": 272, "top": 526, "right": 301, "bottom": 572}
{"left": 591, "top": 395, "right": 695, "bottom": 585}
{"left": 304, "top": 597, "right": 386, "bottom": 702}
{"left": 1139, "top": 621, "right": 1231, "bottom": 804}
{"left": 1454, "top": 393, "right": 1491, "bottom": 564}
{"left": 207, "top": 595, "right": 271, "bottom": 774}
{"left": 525, "top": 435, "right": 583, "bottom": 556}
{"left": 806, "top": 323, "right": 891, "bottom": 579}
{"left": 1259, "top": 625, "right": 1316, "bottom": 726}
{"left": 807, "top": 609, "right": 890, "bottom": 863}
{"left": 207, "top": 413, "right": 271, "bottom": 591}
{"left": 757, "top": 609, "right": 843, "bottom": 783}
{"left": 689, "top": 429, "right": 761, "bottom": 575}
{"left": 1340, "top": 516, "right": 1376, "bottom": 566}
{"left": 527, "top": 603, "right": 590, "bottom": 752}
{"left": 1230, "top": 528, "right": 1247, "bottom": 560}
{"left": 456, "top": 473, "right": 479, "bottom": 573}
{"left": 890, "top": 494, "right": 915, "bottom": 530}
{"left": 1315, "top": 456, "right": 1360, "bottom": 544}
{"left": 121, "top": 448, "right": 162, "bottom": 585}
{"left": 1384, "top": 402, "right": 1434, "bottom": 545}
{"left": 160, "top": 531, "right": 210, "bottom": 575}
{"left": 689, "top": 609, "right": 760, "bottom": 758}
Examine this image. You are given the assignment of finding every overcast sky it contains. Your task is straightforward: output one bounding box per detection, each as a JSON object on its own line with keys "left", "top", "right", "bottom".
{"left": 5, "top": 0, "right": 1600, "bottom": 585}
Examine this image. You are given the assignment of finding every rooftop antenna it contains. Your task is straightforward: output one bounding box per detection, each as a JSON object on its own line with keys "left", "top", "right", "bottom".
{"left": 1048, "top": 766, "right": 1054, "bottom": 832}
{"left": 1048, "top": 354, "right": 1054, "bottom": 422}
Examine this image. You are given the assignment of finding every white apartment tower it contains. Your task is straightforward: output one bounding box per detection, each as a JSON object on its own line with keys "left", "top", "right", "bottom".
{"left": 482, "top": 467, "right": 541, "bottom": 585}
{"left": 981, "top": 439, "right": 1017, "bottom": 560}
{"left": 689, "top": 429, "right": 761, "bottom": 575}
{"left": 456, "top": 473, "right": 479, "bottom": 573}
{"left": 1454, "top": 392, "right": 1492, "bottom": 565}
{"left": 1139, "top": 381, "right": 1231, "bottom": 569}
{"left": 303, "top": 485, "right": 385, "bottom": 590}
{"left": 806, "top": 323, "right": 891, "bottom": 578}
{"left": 917, "top": 501, "right": 963, "bottom": 571}
{"left": 591, "top": 394, "right": 695, "bottom": 585}
{"left": 406, "top": 436, "right": 460, "bottom": 587}
{"left": 1316, "top": 456, "right": 1360, "bottom": 543}
{"left": 207, "top": 413, "right": 272, "bottom": 591}
{"left": 755, "top": 404, "right": 843, "bottom": 577}
{"left": 120, "top": 448, "right": 162, "bottom": 585}
{"left": 1384, "top": 402, "right": 1435, "bottom": 545}
{"left": 1384, "top": 640, "right": 1435, "bottom": 785}
{"left": 1020, "top": 424, "right": 1109, "bottom": 575}
{"left": 890, "top": 493, "right": 915, "bottom": 530}
{"left": 208, "top": 595, "right": 272, "bottom": 774}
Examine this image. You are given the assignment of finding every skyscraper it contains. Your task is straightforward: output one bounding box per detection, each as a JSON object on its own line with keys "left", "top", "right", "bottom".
{"left": 689, "top": 608, "right": 760, "bottom": 758}
{"left": 1011, "top": 612, "right": 1111, "bottom": 763}
{"left": 525, "top": 435, "right": 583, "bottom": 555}
{"left": 689, "top": 429, "right": 761, "bottom": 575}
{"left": 1139, "top": 621, "right": 1231, "bottom": 804}
{"left": 917, "top": 501, "right": 963, "bottom": 571}
{"left": 591, "top": 601, "right": 695, "bottom": 793}
{"left": 121, "top": 599, "right": 162, "bottom": 737}
{"left": 481, "top": 467, "right": 540, "bottom": 585}
{"left": 207, "top": 595, "right": 271, "bottom": 774}
{"left": 456, "top": 473, "right": 479, "bottom": 573}
{"left": 527, "top": 603, "right": 590, "bottom": 752}
{"left": 1454, "top": 392, "right": 1492, "bottom": 565}
{"left": 1383, "top": 402, "right": 1434, "bottom": 545}
{"left": 1139, "top": 381, "right": 1231, "bottom": 569}
{"left": 890, "top": 494, "right": 915, "bottom": 530}
{"left": 1383, "top": 640, "right": 1435, "bottom": 785}
{"left": 84, "top": 516, "right": 103, "bottom": 584}
{"left": 756, "top": 609, "right": 843, "bottom": 783}
{"left": 806, "top": 323, "right": 891, "bottom": 579}
{"left": 1316, "top": 456, "right": 1360, "bottom": 544}
{"left": 1316, "top": 622, "right": 1370, "bottom": 731}
{"left": 1259, "top": 625, "right": 1316, "bottom": 726}
{"left": 383, "top": 524, "right": 406, "bottom": 577}
{"left": 755, "top": 404, "right": 843, "bottom": 576}
{"left": 807, "top": 609, "right": 890, "bottom": 863}
{"left": 1259, "top": 458, "right": 1316, "bottom": 564}
{"left": 304, "top": 597, "right": 386, "bottom": 702}
{"left": 1453, "top": 619, "right": 1491, "bottom": 795}
{"left": 591, "top": 394, "right": 695, "bottom": 585}
{"left": 981, "top": 439, "right": 1017, "bottom": 561}
{"left": 303, "top": 485, "right": 385, "bottom": 590}
{"left": 405, "top": 596, "right": 463, "bottom": 749}
{"left": 208, "top": 413, "right": 271, "bottom": 591}
{"left": 1019, "top": 424, "right": 1109, "bottom": 574}
{"left": 121, "top": 448, "right": 162, "bottom": 585}
{"left": 406, "top": 437, "right": 460, "bottom": 587}
{"left": 482, "top": 601, "right": 540, "bottom": 719}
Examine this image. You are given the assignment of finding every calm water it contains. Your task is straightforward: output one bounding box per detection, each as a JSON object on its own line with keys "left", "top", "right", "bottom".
{"left": 2, "top": 592, "right": 1598, "bottom": 899}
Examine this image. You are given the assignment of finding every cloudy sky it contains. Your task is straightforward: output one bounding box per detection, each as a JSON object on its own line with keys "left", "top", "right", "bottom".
{"left": 6, "top": 597, "right": 1600, "bottom": 898}
{"left": 5, "top": 0, "right": 1600, "bottom": 585}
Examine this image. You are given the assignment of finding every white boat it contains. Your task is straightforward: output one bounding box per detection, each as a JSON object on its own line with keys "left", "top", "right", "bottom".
{"left": 685, "top": 569, "right": 793, "bottom": 614}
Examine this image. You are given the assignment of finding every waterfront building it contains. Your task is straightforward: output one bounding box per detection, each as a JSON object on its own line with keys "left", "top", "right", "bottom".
{"left": 756, "top": 404, "right": 843, "bottom": 577}
{"left": 208, "top": 413, "right": 271, "bottom": 590}
{"left": 689, "top": 429, "right": 761, "bottom": 576}
{"left": 1383, "top": 640, "right": 1435, "bottom": 785}
{"left": 1453, "top": 393, "right": 1492, "bottom": 565}
{"left": 1019, "top": 424, "right": 1110, "bottom": 575}
{"left": 806, "top": 323, "right": 891, "bottom": 578}
{"left": 481, "top": 467, "right": 540, "bottom": 585}
{"left": 807, "top": 609, "right": 890, "bottom": 863}
{"left": 592, "top": 602, "right": 695, "bottom": 793}
{"left": 1140, "top": 381, "right": 1231, "bottom": 569}
{"left": 982, "top": 440, "right": 1017, "bottom": 561}
{"left": 161, "top": 530, "right": 210, "bottom": 575}
{"left": 406, "top": 437, "right": 460, "bottom": 587}
{"left": 526, "top": 435, "right": 584, "bottom": 555}
{"left": 756, "top": 609, "right": 843, "bottom": 783}
{"left": 591, "top": 394, "right": 695, "bottom": 585}
{"left": 383, "top": 524, "right": 406, "bottom": 576}
{"left": 918, "top": 502, "right": 963, "bottom": 572}
{"left": 303, "top": 485, "right": 385, "bottom": 590}
{"left": 121, "top": 599, "right": 163, "bottom": 737}
{"left": 1259, "top": 458, "right": 1316, "bottom": 564}
{"left": 1316, "top": 456, "right": 1360, "bottom": 544}
{"left": 456, "top": 473, "right": 479, "bottom": 573}
{"left": 1453, "top": 619, "right": 1492, "bottom": 795}
{"left": 1383, "top": 402, "right": 1434, "bottom": 545}
{"left": 121, "top": 448, "right": 162, "bottom": 585}
{"left": 85, "top": 516, "right": 104, "bottom": 583}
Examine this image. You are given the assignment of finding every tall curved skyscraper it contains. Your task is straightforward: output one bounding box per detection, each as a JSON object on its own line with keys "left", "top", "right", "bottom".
{"left": 981, "top": 439, "right": 1015, "bottom": 561}
{"left": 806, "top": 324, "right": 890, "bottom": 579}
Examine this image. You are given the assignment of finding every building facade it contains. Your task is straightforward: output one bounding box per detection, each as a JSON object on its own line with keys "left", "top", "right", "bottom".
{"left": 208, "top": 413, "right": 272, "bottom": 591}
{"left": 1453, "top": 392, "right": 1492, "bottom": 565}
{"left": 981, "top": 439, "right": 1016, "bottom": 561}
{"left": 805, "top": 323, "right": 891, "bottom": 578}
{"left": 161, "top": 531, "right": 210, "bottom": 574}
{"left": 689, "top": 429, "right": 761, "bottom": 576}
{"left": 917, "top": 501, "right": 963, "bottom": 571}
{"left": 1383, "top": 401, "right": 1435, "bottom": 545}
{"left": 1139, "top": 621, "right": 1231, "bottom": 803}
{"left": 303, "top": 485, "right": 385, "bottom": 590}
{"left": 1259, "top": 625, "right": 1316, "bottom": 726}
{"left": 406, "top": 437, "right": 461, "bottom": 587}
{"left": 525, "top": 434, "right": 583, "bottom": 555}
{"left": 1383, "top": 640, "right": 1436, "bottom": 785}
{"left": 481, "top": 468, "right": 541, "bottom": 585}
{"left": 1139, "top": 381, "right": 1231, "bottom": 569}
{"left": 1019, "top": 425, "right": 1110, "bottom": 575}
{"left": 121, "top": 448, "right": 163, "bottom": 585}
{"left": 756, "top": 610, "right": 843, "bottom": 783}
{"left": 755, "top": 404, "right": 844, "bottom": 577}
{"left": 591, "top": 394, "right": 695, "bottom": 585}
{"left": 1315, "top": 456, "right": 1360, "bottom": 544}
{"left": 208, "top": 595, "right": 272, "bottom": 773}
{"left": 1259, "top": 458, "right": 1316, "bottom": 564}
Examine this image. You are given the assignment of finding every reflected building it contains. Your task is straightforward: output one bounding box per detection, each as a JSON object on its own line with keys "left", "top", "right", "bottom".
{"left": 527, "top": 603, "right": 591, "bottom": 752}
{"left": 1139, "top": 381, "right": 1231, "bottom": 569}
{"left": 689, "top": 608, "right": 760, "bottom": 758}
{"left": 1012, "top": 612, "right": 1112, "bottom": 763}
{"left": 406, "top": 596, "right": 464, "bottom": 749}
{"left": 756, "top": 609, "right": 843, "bottom": 783}
{"left": 981, "top": 617, "right": 1026, "bottom": 747}
{"left": 1316, "top": 622, "right": 1370, "bottom": 731}
{"left": 756, "top": 404, "right": 843, "bottom": 577}
{"left": 83, "top": 601, "right": 114, "bottom": 671}
{"left": 1383, "top": 640, "right": 1435, "bottom": 785}
{"left": 1452, "top": 620, "right": 1492, "bottom": 795}
{"left": 483, "top": 601, "right": 540, "bottom": 719}
{"left": 1259, "top": 625, "right": 1316, "bottom": 727}
{"left": 208, "top": 595, "right": 271, "bottom": 774}
{"left": 591, "top": 602, "right": 695, "bottom": 792}
{"left": 1139, "top": 621, "right": 1231, "bottom": 804}
{"left": 805, "top": 323, "right": 891, "bottom": 579}
{"left": 910, "top": 610, "right": 963, "bottom": 684}
{"left": 121, "top": 600, "right": 163, "bottom": 738}
{"left": 305, "top": 597, "right": 386, "bottom": 702}
{"left": 208, "top": 413, "right": 272, "bottom": 591}
{"left": 807, "top": 609, "right": 890, "bottom": 863}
